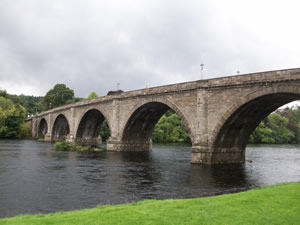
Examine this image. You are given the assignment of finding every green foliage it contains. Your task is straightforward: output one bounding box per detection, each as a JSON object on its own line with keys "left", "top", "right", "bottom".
{"left": 152, "top": 111, "right": 191, "bottom": 143}
{"left": 296, "top": 122, "right": 300, "bottom": 143}
{"left": 0, "top": 94, "right": 27, "bottom": 138}
{"left": 72, "top": 145, "right": 106, "bottom": 152}
{"left": 37, "top": 138, "right": 45, "bottom": 142}
{"left": 93, "top": 147, "right": 106, "bottom": 152}
{"left": 1, "top": 182, "right": 299, "bottom": 225}
{"left": 99, "top": 120, "right": 110, "bottom": 142}
{"left": 18, "top": 122, "right": 32, "bottom": 138}
{"left": 53, "top": 141, "right": 70, "bottom": 151}
{"left": 41, "top": 84, "right": 75, "bottom": 111}
{"left": 72, "top": 145, "right": 92, "bottom": 151}
{"left": 18, "top": 95, "right": 43, "bottom": 115}
{"left": 0, "top": 89, "right": 9, "bottom": 98}
{"left": 65, "top": 97, "right": 83, "bottom": 105}
{"left": 267, "top": 113, "right": 295, "bottom": 143}
{"left": 249, "top": 109, "right": 300, "bottom": 144}
{"left": 249, "top": 122, "right": 275, "bottom": 144}
{"left": 1, "top": 90, "right": 43, "bottom": 116}
{"left": 86, "top": 91, "right": 99, "bottom": 100}
{"left": 54, "top": 143, "right": 105, "bottom": 152}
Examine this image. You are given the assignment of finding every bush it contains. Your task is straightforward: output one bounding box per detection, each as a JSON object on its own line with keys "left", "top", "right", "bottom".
{"left": 71, "top": 145, "right": 106, "bottom": 152}
{"left": 37, "top": 138, "right": 45, "bottom": 142}
{"left": 18, "top": 122, "right": 32, "bottom": 139}
{"left": 53, "top": 143, "right": 105, "bottom": 152}
{"left": 54, "top": 141, "right": 70, "bottom": 151}
{"left": 72, "top": 145, "right": 92, "bottom": 151}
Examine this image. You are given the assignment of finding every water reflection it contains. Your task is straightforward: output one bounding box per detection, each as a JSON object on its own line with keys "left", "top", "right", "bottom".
{"left": 0, "top": 140, "right": 299, "bottom": 218}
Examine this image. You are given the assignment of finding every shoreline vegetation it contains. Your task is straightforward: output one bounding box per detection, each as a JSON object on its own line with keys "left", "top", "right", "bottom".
{"left": 53, "top": 141, "right": 106, "bottom": 152}
{"left": 0, "top": 182, "right": 299, "bottom": 224}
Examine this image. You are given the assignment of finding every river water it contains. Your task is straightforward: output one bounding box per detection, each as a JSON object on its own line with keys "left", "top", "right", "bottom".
{"left": 0, "top": 139, "right": 299, "bottom": 218}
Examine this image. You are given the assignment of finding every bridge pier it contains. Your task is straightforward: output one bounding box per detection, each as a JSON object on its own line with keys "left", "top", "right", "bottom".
{"left": 44, "top": 133, "right": 52, "bottom": 142}
{"left": 191, "top": 145, "right": 245, "bottom": 164}
{"left": 120, "top": 141, "right": 152, "bottom": 151}
{"left": 74, "top": 136, "right": 102, "bottom": 146}
{"left": 107, "top": 138, "right": 152, "bottom": 152}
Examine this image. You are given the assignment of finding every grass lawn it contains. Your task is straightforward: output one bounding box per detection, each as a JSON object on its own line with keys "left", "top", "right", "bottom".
{"left": 0, "top": 182, "right": 299, "bottom": 225}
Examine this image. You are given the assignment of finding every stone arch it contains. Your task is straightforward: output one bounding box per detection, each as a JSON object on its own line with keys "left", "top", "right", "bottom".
{"left": 75, "top": 108, "right": 110, "bottom": 145}
{"left": 52, "top": 114, "right": 70, "bottom": 141}
{"left": 38, "top": 118, "right": 48, "bottom": 139}
{"left": 211, "top": 84, "right": 300, "bottom": 151}
{"left": 120, "top": 97, "right": 193, "bottom": 151}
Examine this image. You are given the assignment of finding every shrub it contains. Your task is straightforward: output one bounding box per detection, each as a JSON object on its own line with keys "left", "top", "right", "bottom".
{"left": 54, "top": 141, "right": 70, "bottom": 151}
{"left": 72, "top": 145, "right": 92, "bottom": 151}
{"left": 93, "top": 147, "right": 106, "bottom": 152}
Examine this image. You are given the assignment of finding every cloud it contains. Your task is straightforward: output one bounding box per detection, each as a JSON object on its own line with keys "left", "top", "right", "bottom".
{"left": 0, "top": 0, "right": 299, "bottom": 97}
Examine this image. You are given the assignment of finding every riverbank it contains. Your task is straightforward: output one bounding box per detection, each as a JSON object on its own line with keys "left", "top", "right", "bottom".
{"left": 0, "top": 182, "right": 299, "bottom": 225}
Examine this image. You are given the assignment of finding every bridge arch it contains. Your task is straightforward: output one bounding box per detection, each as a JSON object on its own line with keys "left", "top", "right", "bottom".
{"left": 38, "top": 118, "right": 48, "bottom": 139}
{"left": 211, "top": 84, "right": 300, "bottom": 161}
{"left": 75, "top": 108, "right": 110, "bottom": 146}
{"left": 120, "top": 98, "right": 193, "bottom": 151}
{"left": 52, "top": 114, "right": 70, "bottom": 141}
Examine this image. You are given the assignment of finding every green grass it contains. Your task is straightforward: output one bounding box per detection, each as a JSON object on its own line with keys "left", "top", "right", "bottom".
{"left": 0, "top": 182, "right": 299, "bottom": 225}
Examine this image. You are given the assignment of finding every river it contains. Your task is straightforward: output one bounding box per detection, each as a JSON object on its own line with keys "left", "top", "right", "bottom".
{"left": 0, "top": 139, "right": 299, "bottom": 218}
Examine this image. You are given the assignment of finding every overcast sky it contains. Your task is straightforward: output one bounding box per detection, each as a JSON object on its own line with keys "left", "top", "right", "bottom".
{"left": 0, "top": 0, "right": 299, "bottom": 97}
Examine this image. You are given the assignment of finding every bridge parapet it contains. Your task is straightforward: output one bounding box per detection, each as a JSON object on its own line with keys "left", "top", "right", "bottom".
{"left": 36, "top": 68, "right": 300, "bottom": 117}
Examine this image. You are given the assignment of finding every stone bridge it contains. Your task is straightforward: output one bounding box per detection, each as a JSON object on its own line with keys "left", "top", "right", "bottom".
{"left": 28, "top": 68, "right": 300, "bottom": 164}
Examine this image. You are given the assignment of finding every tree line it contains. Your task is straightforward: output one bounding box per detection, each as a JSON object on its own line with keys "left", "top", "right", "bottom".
{"left": 0, "top": 90, "right": 31, "bottom": 138}
{"left": 153, "top": 107, "right": 300, "bottom": 144}
{"left": 249, "top": 108, "right": 300, "bottom": 144}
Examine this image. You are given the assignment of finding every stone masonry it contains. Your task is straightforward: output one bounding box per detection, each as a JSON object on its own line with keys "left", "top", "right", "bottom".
{"left": 27, "top": 68, "right": 300, "bottom": 164}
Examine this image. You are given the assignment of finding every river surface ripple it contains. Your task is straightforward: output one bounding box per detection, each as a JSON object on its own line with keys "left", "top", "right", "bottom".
{"left": 0, "top": 139, "right": 299, "bottom": 218}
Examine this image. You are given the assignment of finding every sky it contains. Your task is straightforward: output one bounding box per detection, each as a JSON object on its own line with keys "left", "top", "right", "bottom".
{"left": 0, "top": 0, "right": 299, "bottom": 97}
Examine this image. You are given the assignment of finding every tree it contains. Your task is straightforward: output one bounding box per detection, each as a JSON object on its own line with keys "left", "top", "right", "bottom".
{"left": 250, "top": 113, "right": 295, "bottom": 144}
{"left": 0, "top": 96, "right": 27, "bottom": 138}
{"left": 0, "top": 89, "right": 9, "bottom": 98}
{"left": 18, "top": 95, "right": 43, "bottom": 116}
{"left": 152, "top": 111, "right": 191, "bottom": 143}
{"left": 18, "top": 122, "right": 32, "bottom": 138}
{"left": 266, "top": 113, "right": 295, "bottom": 144}
{"left": 249, "top": 121, "right": 275, "bottom": 144}
{"left": 99, "top": 120, "right": 110, "bottom": 142}
{"left": 86, "top": 91, "right": 99, "bottom": 100}
{"left": 41, "top": 84, "right": 74, "bottom": 111}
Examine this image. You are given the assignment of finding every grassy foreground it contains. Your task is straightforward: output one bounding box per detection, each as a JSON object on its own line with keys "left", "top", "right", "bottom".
{"left": 1, "top": 182, "right": 299, "bottom": 225}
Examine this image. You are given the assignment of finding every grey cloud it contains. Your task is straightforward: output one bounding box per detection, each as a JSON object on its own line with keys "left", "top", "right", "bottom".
{"left": 0, "top": 0, "right": 299, "bottom": 97}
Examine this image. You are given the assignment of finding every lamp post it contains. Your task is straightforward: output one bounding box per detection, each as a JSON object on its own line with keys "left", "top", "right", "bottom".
{"left": 200, "top": 64, "right": 204, "bottom": 80}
